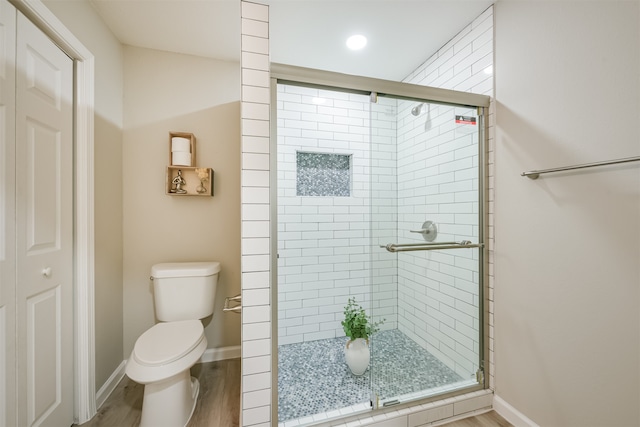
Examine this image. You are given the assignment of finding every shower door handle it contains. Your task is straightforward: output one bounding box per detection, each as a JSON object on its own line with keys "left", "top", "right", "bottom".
{"left": 380, "top": 241, "right": 483, "bottom": 253}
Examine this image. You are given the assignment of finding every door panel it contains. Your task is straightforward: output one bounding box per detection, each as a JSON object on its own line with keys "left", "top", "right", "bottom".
{"left": 16, "top": 11, "right": 73, "bottom": 427}
{"left": 28, "top": 287, "right": 62, "bottom": 426}
{"left": 0, "top": 1, "right": 17, "bottom": 426}
{"left": 370, "top": 96, "right": 484, "bottom": 406}
{"left": 26, "top": 119, "right": 60, "bottom": 252}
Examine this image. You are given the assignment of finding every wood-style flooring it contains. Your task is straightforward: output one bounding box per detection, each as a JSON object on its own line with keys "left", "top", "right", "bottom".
{"left": 76, "top": 358, "right": 510, "bottom": 427}
{"left": 441, "top": 411, "right": 513, "bottom": 427}
{"left": 76, "top": 358, "right": 240, "bottom": 427}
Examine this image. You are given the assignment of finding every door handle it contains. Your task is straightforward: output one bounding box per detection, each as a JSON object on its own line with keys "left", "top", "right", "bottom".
{"left": 41, "top": 267, "right": 52, "bottom": 277}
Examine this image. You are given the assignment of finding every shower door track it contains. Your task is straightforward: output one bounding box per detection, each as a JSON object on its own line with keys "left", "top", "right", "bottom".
{"left": 270, "top": 63, "right": 490, "bottom": 109}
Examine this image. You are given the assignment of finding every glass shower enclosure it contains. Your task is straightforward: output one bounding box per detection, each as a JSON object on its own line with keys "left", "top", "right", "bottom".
{"left": 273, "top": 70, "right": 488, "bottom": 425}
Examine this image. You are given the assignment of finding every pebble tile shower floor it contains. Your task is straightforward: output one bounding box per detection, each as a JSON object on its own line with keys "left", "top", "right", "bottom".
{"left": 278, "top": 329, "right": 463, "bottom": 423}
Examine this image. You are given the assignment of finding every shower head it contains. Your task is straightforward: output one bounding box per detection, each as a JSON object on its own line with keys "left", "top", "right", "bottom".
{"left": 411, "top": 102, "right": 432, "bottom": 131}
{"left": 411, "top": 103, "right": 424, "bottom": 116}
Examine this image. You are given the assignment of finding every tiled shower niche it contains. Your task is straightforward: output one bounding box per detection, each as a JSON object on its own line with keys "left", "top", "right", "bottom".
{"left": 296, "top": 152, "right": 352, "bottom": 197}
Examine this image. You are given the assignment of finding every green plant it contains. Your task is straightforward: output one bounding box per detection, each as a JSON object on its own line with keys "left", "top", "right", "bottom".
{"left": 341, "top": 297, "right": 385, "bottom": 341}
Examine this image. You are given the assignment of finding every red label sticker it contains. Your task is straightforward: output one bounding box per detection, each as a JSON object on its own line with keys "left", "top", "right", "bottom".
{"left": 455, "top": 115, "right": 476, "bottom": 125}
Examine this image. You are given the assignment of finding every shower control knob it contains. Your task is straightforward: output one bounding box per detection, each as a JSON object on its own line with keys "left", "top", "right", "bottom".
{"left": 410, "top": 221, "right": 438, "bottom": 242}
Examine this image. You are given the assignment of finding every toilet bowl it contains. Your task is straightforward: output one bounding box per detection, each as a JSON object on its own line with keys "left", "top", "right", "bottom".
{"left": 127, "top": 320, "right": 207, "bottom": 427}
{"left": 125, "top": 262, "right": 220, "bottom": 427}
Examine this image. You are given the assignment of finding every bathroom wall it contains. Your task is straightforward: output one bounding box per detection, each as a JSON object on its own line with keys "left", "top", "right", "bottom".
{"left": 122, "top": 46, "right": 242, "bottom": 357}
{"left": 277, "top": 85, "right": 398, "bottom": 345}
{"left": 397, "top": 7, "right": 493, "bottom": 379}
{"left": 494, "top": 2, "right": 639, "bottom": 426}
{"left": 42, "top": 0, "right": 125, "bottom": 393}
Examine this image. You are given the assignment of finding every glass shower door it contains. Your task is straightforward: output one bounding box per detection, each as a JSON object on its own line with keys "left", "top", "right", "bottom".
{"left": 369, "top": 96, "right": 485, "bottom": 407}
{"left": 274, "top": 80, "right": 486, "bottom": 424}
{"left": 275, "top": 83, "right": 375, "bottom": 424}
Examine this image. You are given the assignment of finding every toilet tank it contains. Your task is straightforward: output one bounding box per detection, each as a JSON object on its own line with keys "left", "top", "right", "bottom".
{"left": 151, "top": 261, "right": 221, "bottom": 322}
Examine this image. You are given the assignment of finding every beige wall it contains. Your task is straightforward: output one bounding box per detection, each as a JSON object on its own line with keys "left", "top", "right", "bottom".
{"left": 122, "top": 46, "right": 241, "bottom": 356}
{"left": 494, "top": 1, "right": 640, "bottom": 425}
{"left": 42, "top": 0, "right": 125, "bottom": 392}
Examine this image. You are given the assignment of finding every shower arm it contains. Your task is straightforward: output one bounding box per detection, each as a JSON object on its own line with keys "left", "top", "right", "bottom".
{"left": 380, "top": 241, "right": 483, "bottom": 253}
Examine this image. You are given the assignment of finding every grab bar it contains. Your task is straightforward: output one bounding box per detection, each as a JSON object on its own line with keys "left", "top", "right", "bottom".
{"left": 380, "top": 240, "right": 483, "bottom": 253}
{"left": 223, "top": 294, "right": 242, "bottom": 313}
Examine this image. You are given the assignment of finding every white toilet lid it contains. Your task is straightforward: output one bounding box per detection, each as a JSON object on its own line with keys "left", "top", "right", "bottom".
{"left": 133, "top": 320, "right": 204, "bottom": 366}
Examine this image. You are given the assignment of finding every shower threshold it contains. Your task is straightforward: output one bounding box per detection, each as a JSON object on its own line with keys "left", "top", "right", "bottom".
{"left": 278, "top": 329, "right": 474, "bottom": 426}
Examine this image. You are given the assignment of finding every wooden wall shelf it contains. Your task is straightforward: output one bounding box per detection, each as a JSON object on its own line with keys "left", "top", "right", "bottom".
{"left": 165, "top": 132, "right": 213, "bottom": 196}
{"left": 166, "top": 166, "right": 213, "bottom": 196}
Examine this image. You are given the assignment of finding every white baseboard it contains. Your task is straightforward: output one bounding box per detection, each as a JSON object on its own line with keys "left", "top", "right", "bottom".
{"left": 199, "top": 345, "right": 241, "bottom": 363}
{"left": 96, "top": 360, "right": 126, "bottom": 410}
{"left": 493, "top": 395, "right": 539, "bottom": 427}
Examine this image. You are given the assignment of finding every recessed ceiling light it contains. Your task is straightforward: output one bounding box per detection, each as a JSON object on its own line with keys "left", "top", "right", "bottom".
{"left": 346, "top": 34, "right": 367, "bottom": 50}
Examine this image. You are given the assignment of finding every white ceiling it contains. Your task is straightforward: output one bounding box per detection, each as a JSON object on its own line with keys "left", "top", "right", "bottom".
{"left": 88, "top": 0, "right": 494, "bottom": 82}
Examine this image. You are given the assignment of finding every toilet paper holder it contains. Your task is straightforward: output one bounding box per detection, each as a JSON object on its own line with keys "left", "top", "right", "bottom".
{"left": 223, "top": 294, "right": 241, "bottom": 313}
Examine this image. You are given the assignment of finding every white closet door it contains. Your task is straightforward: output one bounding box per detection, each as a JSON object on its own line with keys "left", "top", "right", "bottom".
{"left": 0, "top": 1, "right": 17, "bottom": 426}
{"left": 15, "top": 10, "right": 74, "bottom": 427}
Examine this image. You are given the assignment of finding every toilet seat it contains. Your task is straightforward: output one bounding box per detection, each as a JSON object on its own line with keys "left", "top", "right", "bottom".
{"left": 133, "top": 320, "right": 204, "bottom": 366}
{"left": 126, "top": 321, "right": 208, "bottom": 385}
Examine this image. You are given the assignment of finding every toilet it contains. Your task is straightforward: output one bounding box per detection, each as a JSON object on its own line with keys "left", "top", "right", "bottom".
{"left": 125, "top": 261, "right": 221, "bottom": 427}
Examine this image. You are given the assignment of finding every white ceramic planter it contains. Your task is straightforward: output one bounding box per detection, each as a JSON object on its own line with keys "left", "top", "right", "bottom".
{"left": 345, "top": 338, "right": 370, "bottom": 376}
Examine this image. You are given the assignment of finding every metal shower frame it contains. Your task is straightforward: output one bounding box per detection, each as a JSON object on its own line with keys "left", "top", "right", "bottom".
{"left": 269, "top": 63, "right": 492, "bottom": 424}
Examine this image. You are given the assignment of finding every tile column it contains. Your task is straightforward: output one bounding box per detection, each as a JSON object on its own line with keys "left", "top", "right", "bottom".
{"left": 241, "top": 2, "right": 271, "bottom": 426}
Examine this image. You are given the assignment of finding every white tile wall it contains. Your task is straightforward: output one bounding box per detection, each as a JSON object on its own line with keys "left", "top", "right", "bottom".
{"left": 404, "top": 8, "right": 492, "bottom": 94}
{"left": 241, "top": 2, "right": 271, "bottom": 426}
{"left": 487, "top": 97, "right": 495, "bottom": 391}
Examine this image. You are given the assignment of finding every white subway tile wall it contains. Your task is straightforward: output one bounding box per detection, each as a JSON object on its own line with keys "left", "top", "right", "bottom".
{"left": 487, "top": 97, "right": 495, "bottom": 391}
{"left": 241, "top": 2, "right": 271, "bottom": 426}
{"left": 403, "top": 7, "right": 493, "bottom": 94}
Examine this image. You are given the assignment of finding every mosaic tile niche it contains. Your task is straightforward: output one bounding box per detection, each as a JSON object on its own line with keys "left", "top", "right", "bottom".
{"left": 296, "top": 152, "right": 352, "bottom": 197}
